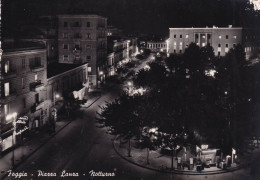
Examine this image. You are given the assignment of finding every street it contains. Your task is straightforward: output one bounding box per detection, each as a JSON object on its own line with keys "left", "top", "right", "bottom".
{"left": 3, "top": 55, "right": 260, "bottom": 180}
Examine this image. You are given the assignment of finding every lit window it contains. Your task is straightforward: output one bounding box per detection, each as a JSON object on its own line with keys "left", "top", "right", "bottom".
{"left": 180, "top": 42, "right": 183, "bottom": 45}
{"left": 202, "top": 43, "right": 205, "bottom": 47}
{"left": 4, "top": 82, "right": 10, "bottom": 96}
{"left": 219, "top": 36, "right": 221, "bottom": 39}
{"left": 4, "top": 104, "right": 10, "bottom": 115}
{"left": 4, "top": 61, "right": 9, "bottom": 73}
{"left": 88, "top": 67, "right": 92, "bottom": 72}
{"left": 174, "top": 42, "right": 177, "bottom": 45}
{"left": 35, "top": 74, "right": 38, "bottom": 81}
{"left": 186, "top": 35, "right": 189, "bottom": 38}
{"left": 202, "top": 35, "right": 206, "bottom": 39}
{"left": 233, "top": 35, "right": 237, "bottom": 39}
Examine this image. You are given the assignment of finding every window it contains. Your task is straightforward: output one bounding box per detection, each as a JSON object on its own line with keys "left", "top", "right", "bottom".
{"left": 219, "top": 35, "right": 222, "bottom": 39}
{"left": 218, "top": 52, "right": 221, "bottom": 56}
{"left": 64, "top": 22, "right": 68, "bottom": 27}
{"left": 226, "top": 35, "right": 229, "bottom": 39}
{"left": 174, "top": 50, "right": 176, "bottom": 53}
{"left": 63, "top": 33, "right": 68, "bottom": 38}
{"left": 64, "top": 55, "right": 69, "bottom": 61}
{"left": 218, "top": 44, "right": 221, "bottom": 47}
{"left": 74, "top": 21, "right": 80, "bottom": 27}
{"left": 35, "top": 57, "right": 41, "bottom": 67}
{"left": 35, "top": 93, "right": 39, "bottom": 104}
{"left": 86, "top": 44, "right": 91, "bottom": 49}
{"left": 174, "top": 42, "right": 176, "bottom": 45}
{"left": 22, "top": 58, "right": 25, "bottom": 68}
{"left": 4, "top": 104, "right": 10, "bottom": 115}
{"left": 233, "top": 43, "right": 236, "bottom": 48}
{"left": 226, "top": 44, "right": 229, "bottom": 48}
{"left": 180, "top": 50, "right": 182, "bottom": 53}
{"left": 195, "top": 34, "right": 199, "bottom": 39}
{"left": 87, "top": 33, "right": 91, "bottom": 39}
{"left": 35, "top": 74, "right": 38, "bottom": 81}
{"left": 88, "top": 67, "right": 92, "bottom": 72}
{"left": 174, "top": 34, "right": 176, "bottom": 38}
{"left": 180, "top": 35, "right": 182, "bottom": 38}
{"left": 4, "top": 61, "right": 9, "bottom": 73}
{"left": 87, "top": 56, "right": 91, "bottom": 61}
{"left": 22, "top": 98, "right": 26, "bottom": 108}
{"left": 207, "top": 34, "right": 211, "bottom": 39}
{"left": 75, "top": 44, "right": 80, "bottom": 50}
{"left": 202, "top": 35, "right": 206, "bottom": 39}
{"left": 202, "top": 43, "right": 205, "bottom": 47}
{"left": 63, "top": 44, "right": 68, "bottom": 49}
{"left": 186, "top": 35, "right": 189, "bottom": 38}
{"left": 87, "top": 22, "right": 91, "bottom": 27}
{"left": 4, "top": 82, "right": 10, "bottom": 96}
{"left": 22, "top": 78, "right": 25, "bottom": 89}
{"left": 75, "top": 55, "right": 80, "bottom": 60}
{"left": 233, "top": 35, "right": 237, "bottom": 39}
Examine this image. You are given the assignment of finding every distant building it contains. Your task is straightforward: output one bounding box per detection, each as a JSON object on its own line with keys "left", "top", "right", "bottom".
{"left": 57, "top": 15, "right": 107, "bottom": 86}
{"left": 169, "top": 26, "right": 242, "bottom": 56}
{"left": 0, "top": 40, "right": 48, "bottom": 152}
{"left": 107, "top": 26, "right": 124, "bottom": 37}
{"left": 107, "top": 36, "right": 138, "bottom": 76}
{"left": 146, "top": 40, "right": 167, "bottom": 53}
{"left": 168, "top": 26, "right": 259, "bottom": 59}
{"left": 19, "top": 16, "right": 59, "bottom": 65}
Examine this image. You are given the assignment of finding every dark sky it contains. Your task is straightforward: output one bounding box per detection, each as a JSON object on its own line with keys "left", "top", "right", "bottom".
{"left": 2, "top": 0, "right": 259, "bottom": 38}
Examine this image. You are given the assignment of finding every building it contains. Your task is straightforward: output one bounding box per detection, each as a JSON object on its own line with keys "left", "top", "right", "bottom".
{"left": 107, "top": 36, "right": 138, "bottom": 76}
{"left": 168, "top": 26, "right": 243, "bottom": 57}
{"left": 46, "top": 63, "right": 89, "bottom": 119}
{"left": 57, "top": 15, "right": 107, "bottom": 87}
{"left": 146, "top": 40, "right": 167, "bottom": 53}
{"left": 0, "top": 40, "right": 48, "bottom": 152}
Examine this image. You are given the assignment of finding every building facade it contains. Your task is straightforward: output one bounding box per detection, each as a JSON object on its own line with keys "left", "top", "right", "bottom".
{"left": 57, "top": 15, "right": 107, "bottom": 87}
{"left": 168, "top": 26, "right": 243, "bottom": 57}
{"left": 146, "top": 41, "right": 167, "bottom": 52}
{"left": 0, "top": 41, "right": 48, "bottom": 152}
{"left": 107, "top": 37, "right": 138, "bottom": 76}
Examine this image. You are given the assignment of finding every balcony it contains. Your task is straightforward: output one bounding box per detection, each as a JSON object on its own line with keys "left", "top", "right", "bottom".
{"left": 30, "top": 80, "right": 44, "bottom": 92}
{"left": 1, "top": 70, "right": 17, "bottom": 80}
{"left": 0, "top": 90, "right": 17, "bottom": 103}
{"left": 31, "top": 100, "right": 45, "bottom": 113}
{"left": 30, "top": 65, "right": 45, "bottom": 72}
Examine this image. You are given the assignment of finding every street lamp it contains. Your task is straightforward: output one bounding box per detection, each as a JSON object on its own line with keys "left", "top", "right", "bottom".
{"left": 54, "top": 93, "right": 60, "bottom": 105}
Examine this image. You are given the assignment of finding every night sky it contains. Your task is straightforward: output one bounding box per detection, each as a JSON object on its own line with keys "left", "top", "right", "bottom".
{"left": 2, "top": 0, "right": 259, "bottom": 38}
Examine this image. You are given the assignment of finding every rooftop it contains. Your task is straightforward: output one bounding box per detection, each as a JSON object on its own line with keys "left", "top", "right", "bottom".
{"left": 47, "top": 63, "right": 87, "bottom": 78}
{"left": 2, "top": 39, "right": 46, "bottom": 53}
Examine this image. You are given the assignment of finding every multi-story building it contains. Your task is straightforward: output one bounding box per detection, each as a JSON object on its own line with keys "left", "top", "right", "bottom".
{"left": 107, "top": 36, "right": 138, "bottom": 76}
{"left": 57, "top": 15, "right": 107, "bottom": 87}
{"left": 146, "top": 40, "right": 167, "bottom": 53}
{"left": 0, "top": 40, "right": 48, "bottom": 152}
{"left": 168, "top": 26, "right": 243, "bottom": 57}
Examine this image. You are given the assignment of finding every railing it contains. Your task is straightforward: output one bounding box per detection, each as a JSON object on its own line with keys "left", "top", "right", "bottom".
{"left": 29, "top": 80, "right": 43, "bottom": 91}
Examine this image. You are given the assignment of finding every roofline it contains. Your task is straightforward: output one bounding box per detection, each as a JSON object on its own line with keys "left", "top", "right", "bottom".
{"left": 2, "top": 48, "right": 46, "bottom": 56}
{"left": 47, "top": 63, "right": 88, "bottom": 80}
{"left": 169, "top": 27, "right": 243, "bottom": 30}
{"left": 57, "top": 14, "right": 107, "bottom": 19}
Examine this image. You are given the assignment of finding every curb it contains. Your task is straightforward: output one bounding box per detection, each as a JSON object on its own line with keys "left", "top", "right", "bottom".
{"left": 81, "top": 95, "right": 102, "bottom": 109}
{"left": 112, "top": 138, "right": 252, "bottom": 175}
{"left": 1, "top": 120, "right": 72, "bottom": 180}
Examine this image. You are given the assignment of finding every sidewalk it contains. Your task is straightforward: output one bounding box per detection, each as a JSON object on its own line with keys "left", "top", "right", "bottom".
{"left": 113, "top": 136, "right": 260, "bottom": 175}
{"left": 0, "top": 93, "right": 101, "bottom": 180}
{"left": 80, "top": 89, "right": 102, "bottom": 108}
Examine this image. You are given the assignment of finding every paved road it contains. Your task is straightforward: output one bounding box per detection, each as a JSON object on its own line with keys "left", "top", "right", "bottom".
{"left": 4, "top": 55, "right": 260, "bottom": 180}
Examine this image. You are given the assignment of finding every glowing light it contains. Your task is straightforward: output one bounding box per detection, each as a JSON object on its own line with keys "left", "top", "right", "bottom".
{"left": 55, "top": 94, "right": 60, "bottom": 99}
{"left": 205, "top": 69, "right": 217, "bottom": 78}
{"left": 127, "top": 82, "right": 132, "bottom": 86}
{"left": 6, "top": 112, "right": 17, "bottom": 122}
